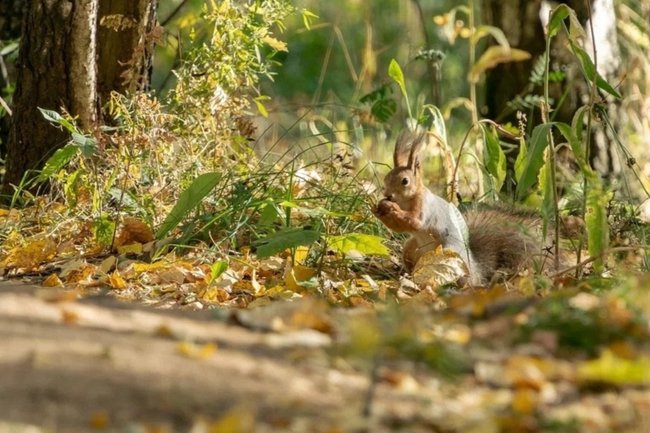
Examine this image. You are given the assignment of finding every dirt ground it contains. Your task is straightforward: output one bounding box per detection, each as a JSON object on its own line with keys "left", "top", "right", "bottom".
{"left": 0, "top": 281, "right": 393, "bottom": 433}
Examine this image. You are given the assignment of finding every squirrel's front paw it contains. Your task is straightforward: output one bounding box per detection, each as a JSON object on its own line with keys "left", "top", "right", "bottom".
{"left": 373, "top": 198, "right": 400, "bottom": 217}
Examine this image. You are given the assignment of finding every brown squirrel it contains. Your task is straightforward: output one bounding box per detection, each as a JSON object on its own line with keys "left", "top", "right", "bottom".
{"left": 373, "top": 129, "right": 556, "bottom": 286}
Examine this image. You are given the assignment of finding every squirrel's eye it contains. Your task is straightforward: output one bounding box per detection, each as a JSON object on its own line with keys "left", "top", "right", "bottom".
{"left": 401, "top": 177, "right": 409, "bottom": 186}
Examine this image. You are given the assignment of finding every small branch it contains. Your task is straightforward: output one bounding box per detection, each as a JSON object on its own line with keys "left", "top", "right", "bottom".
{"left": 551, "top": 245, "right": 650, "bottom": 279}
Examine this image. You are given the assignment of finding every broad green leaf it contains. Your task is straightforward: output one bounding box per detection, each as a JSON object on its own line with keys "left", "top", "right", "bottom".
{"left": 156, "top": 172, "right": 222, "bottom": 239}
{"left": 469, "top": 47, "right": 531, "bottom": 83}
{"left": 585, "top": 177, "right": 610, "bottom": 272}
{"left": 255, "top": 227, "right": 320, "bottom": 258}
{"left": 388, "top": 58, "right": 407, "bottom": 100}
{"left": 37, "top": 144, "right": 80, "bottom": 182}
{"left": 570, "top": 43, "right": 621, "bottom": 98}
{"left": 371, "top": 98, "right": 397, "bottom": 123}
{"left": 547, "top": 4, "right": 571, "bottom": 38}
{"left": 514, "top": 137, "right": 528, "bottom": 182}
{"left": 538, "top": 155, "right": 555, "bottom": 238}
{"left": 328, "top": 233, "right": 389, "bottom": 256}
{"left": 38, "top": 107, "right": 78, "bottom": 134}
{"left": 579, "top": 350, "right": 650, "bottom": 385}
{"left": 93, "top": 213, "right": 116, "bottom": 247}
{"left": 210, "top": 260, "right": 229, "bottom": 281}
{"left": 427, "top": 105, "right": 447, "bottom": 144}
{"left": 555, "top": 122, "right": 590, "bottom": 174}
{"left": 516, "top": 123, "right": 553, "bottom": 200}
{"left": 71, "top": 133, "right": 97, "bottom": 156}
{"left": 480, "top": 124, "right": 506, "bottom": 193}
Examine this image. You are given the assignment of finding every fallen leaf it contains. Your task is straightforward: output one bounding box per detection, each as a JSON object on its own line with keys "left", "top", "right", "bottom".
{"left": 412, "top": 246, "right": 468, "bottom": 287}
{"left": 177, "top": 341, "right": 217, "bottom": 360}
{"left": 42, "top": 274, "right": 64, "bottom": 287}
{"left": 109, "top": 271, "right": 127, "bottom": 290}
{"left": 114, "top": 217, "right": 154, "bottom": 247}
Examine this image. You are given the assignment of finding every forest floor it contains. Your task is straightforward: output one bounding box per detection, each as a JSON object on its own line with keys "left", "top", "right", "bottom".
{"left": 1, "top": 277, "right": 650, "bottom": 433}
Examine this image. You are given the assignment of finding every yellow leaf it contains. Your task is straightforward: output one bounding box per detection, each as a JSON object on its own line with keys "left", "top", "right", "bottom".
{"left": 109, "top": 271, "right": 127, "bottom": 290}
{"left": 511, "top": 388, "right": 538, "bottom": 414}
{"left": 133, "top": 261, "right": 168, "bottom": 273}
{"left": 177, "top": 341, "right": 217, "bottom": 360}
{"left": 117, "top": 242, "right": 143, "bottom": 255}
{"left": 5, "top": 238, "right": 57, "bottom": 270}
{"left": 284, "top": 265, "right": 317, "bottom": 292}
{"left": 262, "top": 35, "right": 287, "bottom": 52}
{"left": 208, "top": 407, "right": 255, "bottom": 433}
{"left": 42, "top": 274, "right": 64, "bottom": 287}
{"left": 99, "top": 255, "right": 117, "bottom": 274}
{"left": 469, "top": 46, "right": 531, "bottom": 83}
{"left": 578, "top": 350, "right": 650, "bottom": 385}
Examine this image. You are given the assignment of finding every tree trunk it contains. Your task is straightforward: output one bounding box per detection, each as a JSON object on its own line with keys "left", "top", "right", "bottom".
{"left": 0, "top": 0, "right": 26, "bottom": 167}
{"left": 3, "top": 0, "right": 99, "bottom": 193}
{"left": 97, "top": 0, "right": 158, "bottom": 104}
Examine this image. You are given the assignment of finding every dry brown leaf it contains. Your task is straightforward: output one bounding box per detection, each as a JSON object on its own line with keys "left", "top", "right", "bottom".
{"left": 42, "top": 273, "right": 64, "bottom": 287}
{"left": 412, "top": 246, "right": 468, "bottom": 287}
{"left": 114, "top": 217, "right": 154, "bottom": 247}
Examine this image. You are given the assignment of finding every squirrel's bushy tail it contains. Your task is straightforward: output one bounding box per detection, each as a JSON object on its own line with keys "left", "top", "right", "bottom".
{"left": 465, "top": 207, "right": 557, "bottom": 282}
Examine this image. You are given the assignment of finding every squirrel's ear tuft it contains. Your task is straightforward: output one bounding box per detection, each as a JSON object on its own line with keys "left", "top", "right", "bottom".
{"left": 393, "top": 131, "right": 411, "bottom": 167}
{"left": 407, "top": 130, "right": 427, "bottom": 170}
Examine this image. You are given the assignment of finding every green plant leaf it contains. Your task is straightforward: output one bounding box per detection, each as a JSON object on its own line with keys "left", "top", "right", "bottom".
{"left": 547, "top": 4, "right": 571, "bottom": 38}
{"left": 538, "top": 155, "right": 555, "bottom": 237}
{"left": 93, "top": 213, "right": 116, "bottom": 247}
{"left": 255, "top": 227, "right": 320, "bottom": 258}
{"left": 555, "top": 122, "right": 590, "bottom": 174}
{"left": 585, "top": 177, "right": 610, "bottom": 273}
{"left": 516, "top": 123, "right": 553, "bottom": 199}
{"left": 514, "top": 137, "right": 528, "bottom": 182}
{"left": 210, "top": 260, "right": 229, "bottom": 282}
{"left": 469, "top": 47, "right": 531, "bottom": 83}
{"left": 570, "top": 43, "right": 621, "bottom": 98}
{"left": 579, "top": 350, "right": 650, "bottom": 385}
{"left": 371, "top": 98, "right": 397, "bottom": 123}
{"left": 480, "top": 124, "right": 506, "bottom": 193}
{"left": 156, "top": 172, "right": 222, "bottom": 239}
{"left": 328, "top": 233, "right": 389, "bottom": 256}
{"left": 38, "top": 107, "right": 78, "bottom": 134}
{"left": 37, "top": 144, "right": 80, "bottom": 182}
{"left": 388, "top": 58, "right": 407, "bottom": 98}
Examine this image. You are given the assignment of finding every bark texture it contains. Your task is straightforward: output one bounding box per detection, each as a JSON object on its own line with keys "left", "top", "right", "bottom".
{"left": 3, "top": 0, "right": 99, "bottom": 192}
{"left": 97, "top": 0, "right": 158, "bottom": 104}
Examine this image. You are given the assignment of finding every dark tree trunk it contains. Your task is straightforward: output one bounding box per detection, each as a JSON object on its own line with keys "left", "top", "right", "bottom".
{"left": 0, "top": 0, "right": 26, "bottom": 167}
{"left": 97, "top": 0, "right": 158, "bottom": 104}
{"left": 481, "top": 0, "right": 546, "bottom": 123}
{"left": 2, "top": 0, "right": 98, "bottom": 194}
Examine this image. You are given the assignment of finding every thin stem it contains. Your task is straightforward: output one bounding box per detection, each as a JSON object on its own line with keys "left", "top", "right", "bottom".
{"left": 467, "top": 0, "right": 484, "bottom": 197}
{"left": 543, "top": 22, "right": 560, "bottom": 269}
{"left": 575, "top": 0, "right": 599, "bottom": 278}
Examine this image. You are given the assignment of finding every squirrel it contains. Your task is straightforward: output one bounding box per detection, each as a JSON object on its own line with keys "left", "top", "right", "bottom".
{"left": 373, "top": 129, "right": 557, "bottom": 286}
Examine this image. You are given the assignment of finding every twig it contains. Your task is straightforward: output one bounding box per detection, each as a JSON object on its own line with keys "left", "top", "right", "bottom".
{"left": 550, "top": 245, "right": 650, "bottom": 279}
{"left": 0, "top": 95, "right": 12, "bottom": 116}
